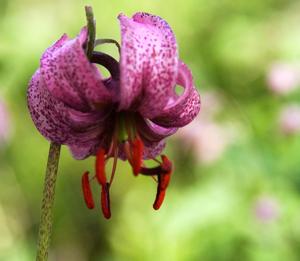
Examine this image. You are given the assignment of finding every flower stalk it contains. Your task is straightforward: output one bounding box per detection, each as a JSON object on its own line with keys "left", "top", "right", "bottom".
{"left": 36, "top": 142, "right": 61, "bottom": 261}
{"left": 36, "top": 6, "right": 95, "bottom": 260}
{"left": 85, "top": 5, "right": 96, "bottom": 59}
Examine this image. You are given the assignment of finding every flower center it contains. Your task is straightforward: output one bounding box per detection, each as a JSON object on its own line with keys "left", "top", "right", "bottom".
{"left": 80, "top": 111, "right": 173, "bottom": 219}
{"left": 81, "top": 44, "right": 173, "bottom": 219}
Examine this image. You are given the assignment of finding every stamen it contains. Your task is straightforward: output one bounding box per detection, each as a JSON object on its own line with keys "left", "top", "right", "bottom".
{"left": 139, "top": 166, "right": 163, "bottom": 176}
{"left": 153, "top": 155, "right": 173, "bottom": 210}
{"left": 153, "top": 189, "right": 166, "bottom": 210}
{"left": 160, "top": 155, "right": 172, "bottom": 176}
{"left": 95, "top": 148, "right": 106, "bottom": 185}
{"left": 131, "top": 137, "right": 144, "bottom": 176}
{"left": 124, "top": 141, "right": 133, "bottom": 165}
{"left": 124, "top": 114, "right": 134, "bottom": 141}
{"left": 139, "top": 155, "right": 171, "bottom": 176}
{"left": 81, "top": 171, "right": 95, "bottom": 209}
{"left": 153, "top": 173, "right": 171, "bottom": 210}
{"left": 101, "top": 183, "right": 111, "bottom": 219}
{"left": 107, "top": 138, "right": 116, "bottom": 157}
{"left": 152, "top": 157, "right": 161, "bottom": 164}
{"left": 109, "top": 146, "right": 119, "bottom": 185}
{"left": 151, "top": 176, "right": 158, "bottom": 183}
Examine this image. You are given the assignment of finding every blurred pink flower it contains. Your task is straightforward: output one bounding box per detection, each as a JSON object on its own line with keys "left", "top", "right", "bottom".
{"left": 267, "top": 63, "right": 300, "bottom": 95}
{"left": 279, "top": 104, "right": 300, "bottom": 135}
{"left": 0, "top": 100, "right": 11, "bottom": 146}
{"left": 254, "top": 196, "right": 279, "bottom": 223}
{"left": 176, "top": 91, "right": 235, "bottom": 164}
{"left": 200, "top": 91, "right": 222, "bottom": 118}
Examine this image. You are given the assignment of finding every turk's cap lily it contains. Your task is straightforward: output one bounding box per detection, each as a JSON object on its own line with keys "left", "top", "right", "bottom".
{"left": 27, "top": 12, "right": 200, "bottom": 218}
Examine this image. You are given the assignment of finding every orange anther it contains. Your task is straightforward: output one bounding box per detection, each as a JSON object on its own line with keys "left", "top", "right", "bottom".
{"left": 81, "top": 171, "right": 95, "bottom": 209}
{"left": 153, "top": 189, "right": 166, "bottom": 210}
{"left": 95, "top": 148, "right": 106, "bottom": 185}
{"left": 100, "top": 183, "right": 111, "bottom": 219}
{"left": 131, "top": 138, "right": 144, "bottom": 176}
{"left": 153, "top": 155, "right": 173, "bottom": 210}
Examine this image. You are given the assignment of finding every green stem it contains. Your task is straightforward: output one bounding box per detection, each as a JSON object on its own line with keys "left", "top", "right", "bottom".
{"left": 85, "top": 5, "right": 96, "bottom": 59}
{"left": 94, "top": 38, "right": 121, "bottom": 54}
{"left": 36, "top": 142, "right": 61, "bottom": 261}
{"left": 35, "top": 6, "right": 95, "bottom": 260}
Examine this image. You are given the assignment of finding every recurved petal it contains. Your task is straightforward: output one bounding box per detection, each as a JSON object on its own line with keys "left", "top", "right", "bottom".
{"left": 40, "top": 27, "right": 114, "bottom": 111}
{"left": 65, "top": 107, "right": 111, "bottom": 131}
{"left": 118, "top": 13, "right": 178, "bottom": 114}
{"left": 151, "top": 61, "right": 201, "bottom": 128}
{"left": 28, "top": 69, "right": 72, "bottom": 143}
{"left": 117, "top": 138, "right": 165, "bottom": 160}
{"left": 142, "top": 140, "right": 166, "bottom": 159}
{"left": 27, "top": 70, "right": 104, "bottom": 147}
{"left": 69, "top": 140, "right": 100, "bottom": 160}
{"left": 136, "top": 116, "right": 177, "bottom": 143}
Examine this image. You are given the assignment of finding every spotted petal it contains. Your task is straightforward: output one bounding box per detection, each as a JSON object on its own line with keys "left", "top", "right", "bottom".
{"left": 69, "top": 140, "right": 99, "bottom": 160}
{"left": 142, "top": 140, "right": 166, "bottom": 159}
{"left": 118, "top": 13, "right": 178, "bottom": 115}
{"left": 27, "top": 70, "right": 105, "bottom": 147}
{"left": 40, "top": 27, "right": 114, "bottom": 111}
{"left": 151, "top": 61, "right": 201, "bottom": 128}
{"left": 136, "top": 116, "right": 177, "bottom": 142}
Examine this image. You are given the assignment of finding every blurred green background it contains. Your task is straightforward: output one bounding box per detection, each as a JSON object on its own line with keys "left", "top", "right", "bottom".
{"left": 1, "top": 0, "right": 300, "bottom": 260}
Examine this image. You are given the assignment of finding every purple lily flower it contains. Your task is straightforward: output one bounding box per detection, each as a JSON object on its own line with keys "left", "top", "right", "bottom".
{"left": 27, "top": 12, "right": 200, "bottom": 218}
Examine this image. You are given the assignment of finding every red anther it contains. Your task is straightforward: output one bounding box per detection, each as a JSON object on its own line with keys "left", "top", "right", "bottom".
{"left": 153, "top": 155, "right": 173, "bottom": 210}
{"left": 96, "top": 148, "right": 106, "bottom": 185}
{"left": 100, "top": 183, "right": 111, "bottom": 219}
{"left": 160, "top": 155, "right": 172, "bottom": 174}
{"left": 159, "top": 171, "right": 172, "bottom": 191}
{"left": 81, "top": 171, "right": 95, "bottom": 209}
{"left": 153, "top": 189, "right": 166, "bottom": 210}
{"left": 131, "top": 138, "right": 144, "bottom": 176}
{"left": 153, "top": 172, "right": 171, "bottom": 210}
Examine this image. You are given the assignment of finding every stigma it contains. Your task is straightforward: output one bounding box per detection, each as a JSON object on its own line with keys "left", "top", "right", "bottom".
{"left": 80, "top": 113, "right": 173, "bottom": 219}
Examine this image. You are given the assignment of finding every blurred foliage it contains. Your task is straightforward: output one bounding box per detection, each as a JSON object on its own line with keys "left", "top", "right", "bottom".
{"left": 0, "top": 0, "right": 300, "bottom": 260}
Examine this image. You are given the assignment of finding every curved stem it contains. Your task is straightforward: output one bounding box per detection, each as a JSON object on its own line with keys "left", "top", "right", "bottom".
{"left": 94, "top": 38, "right": 121, "bottom": 55}
{"left": 36, "top": 142, "right": 61, "bottom": 261}
{"left": 90, "top": 51, "right": 120, "bottom": 80}
{"left": 85, "top": 6, "right": 96, "bottom": 59}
